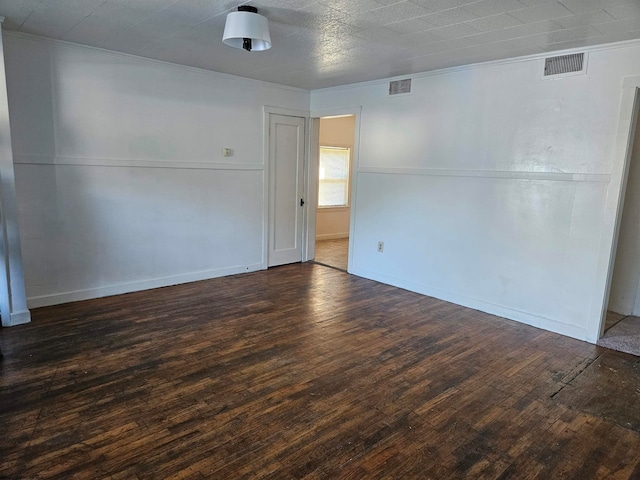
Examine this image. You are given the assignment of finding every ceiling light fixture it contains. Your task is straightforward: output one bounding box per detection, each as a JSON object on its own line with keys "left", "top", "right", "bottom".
{"left": 222, "top": 6, "right": 271, "bottom": 52}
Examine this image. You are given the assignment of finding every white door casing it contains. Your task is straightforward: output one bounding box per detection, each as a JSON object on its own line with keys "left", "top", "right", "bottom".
{"left": 268, "top": 114, "right": 305, "bottom": 267}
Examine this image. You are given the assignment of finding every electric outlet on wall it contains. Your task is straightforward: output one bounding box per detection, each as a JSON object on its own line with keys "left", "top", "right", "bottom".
{"left": 377, "top": 241, "right": 384, "bottom": 253}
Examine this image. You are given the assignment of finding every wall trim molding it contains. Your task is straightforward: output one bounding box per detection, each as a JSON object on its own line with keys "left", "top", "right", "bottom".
{"left": 27, "top": 263, "right": 265, "bottom": 309}
{"left": 316, "top": 233, "right": 349, "bottom": 241}
{"left": 311, "top": 106, "right": 363, "bottom": 118}
{"left": 263, "top": 105, "right": 310, "bottom": 118}
{"left": 317, "top": 206, "right": 350, "bottom": 213}
{"left": 13, "top": 154, "right": 264, "bottom": 171}
{"left": 352, "top": 266, "right": 590, "bottom": 342}
{"left": 8, "top": 310, "right": 31, "bottom": 326}
{"left": 358, "top": 166, "right": 611, "bottom": 183}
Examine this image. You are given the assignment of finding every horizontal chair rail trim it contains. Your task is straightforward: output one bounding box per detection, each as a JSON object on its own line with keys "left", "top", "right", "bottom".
{"left": 358, "top": 166, "right": 611, "bottom": 183}
{"left": 14, "top": 154, "right": 264, "bottom": 171}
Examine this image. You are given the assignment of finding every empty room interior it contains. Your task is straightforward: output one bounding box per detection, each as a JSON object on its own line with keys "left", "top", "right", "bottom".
{"left": 1, "top": 0, "right": 640, "bottom": 478}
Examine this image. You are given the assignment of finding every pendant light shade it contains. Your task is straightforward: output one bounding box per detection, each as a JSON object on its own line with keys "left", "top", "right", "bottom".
{"left": 223, "top": 6, "right": 271, "bottom": 52}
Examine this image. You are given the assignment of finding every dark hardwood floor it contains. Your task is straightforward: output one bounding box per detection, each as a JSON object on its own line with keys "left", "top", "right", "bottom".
{"left": 1, "top": 263, "right": 639, "bottom": 479}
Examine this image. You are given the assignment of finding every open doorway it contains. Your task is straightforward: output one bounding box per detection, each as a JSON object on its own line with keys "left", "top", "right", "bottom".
{"left": 313, "top": 114, "right": 356, "bottom": 271}
{"left": 601, "top": 91, "right": 640, "bottom": 355}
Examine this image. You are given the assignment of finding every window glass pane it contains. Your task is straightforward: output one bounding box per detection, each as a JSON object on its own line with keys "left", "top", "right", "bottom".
{"left": 319, "top": 147, "right": 350, "bottom": 207}
{"left": 319, "top": 180, "right": 348, "bottom": 207}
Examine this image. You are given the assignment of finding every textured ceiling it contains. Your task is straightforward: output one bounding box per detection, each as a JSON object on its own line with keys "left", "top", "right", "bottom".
{"left": 1, "top": 0, "right": 639, "bottom": 90}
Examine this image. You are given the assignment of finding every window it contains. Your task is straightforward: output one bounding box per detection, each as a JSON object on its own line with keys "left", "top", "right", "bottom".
{"left": 318, "top": 146, "right": 350, "bottom": 207}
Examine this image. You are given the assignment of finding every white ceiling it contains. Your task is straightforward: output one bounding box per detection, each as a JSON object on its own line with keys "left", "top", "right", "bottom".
{"left": 2, "top": 0, "right": 639, "bottom": 90}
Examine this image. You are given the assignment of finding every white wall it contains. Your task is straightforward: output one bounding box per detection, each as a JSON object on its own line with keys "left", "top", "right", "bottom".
{"left": 316, "top": 115, "right": 355, "bottom": 240}
{"left": 311, "top": 42, "right": 640, "bottom": 342}
{"left": 609, "top": 110, "right": 640, "bottom": 315}
{"left": 6, "top": 31, "right": 640, "bottom": 343}
{"left": 4, "top": 33, "right": 309, "bottom": 307}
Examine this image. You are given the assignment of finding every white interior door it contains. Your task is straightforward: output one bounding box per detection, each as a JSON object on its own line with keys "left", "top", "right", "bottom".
{"left": 268, "top": 114, "right": 305, "bottom": 267}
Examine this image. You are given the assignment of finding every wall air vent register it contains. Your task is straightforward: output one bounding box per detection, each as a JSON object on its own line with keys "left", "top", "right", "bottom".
{"left": 389, "top": 79, "right": 411, "bottom": 95}
{"left": 544, "top": 53, "right": 585, "bottom": 77}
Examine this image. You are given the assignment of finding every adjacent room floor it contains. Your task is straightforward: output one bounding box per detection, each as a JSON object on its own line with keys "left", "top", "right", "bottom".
{"left": 599, "top": 311, "right": 640, "bottom": 357}
{"left": 314, "top": 237, "right": 348, "bottom": 271}
{"left": 1, "top": 263, "right": 639, "bottom": 479}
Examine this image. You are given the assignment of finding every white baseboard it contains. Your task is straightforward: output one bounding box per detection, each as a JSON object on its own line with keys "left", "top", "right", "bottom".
{"left": 351, "top": 266, "right": 591, "bottom": 343}
{"left": 27, "top": 263, "right": 264, "bottom": 309}
{"left": 1, "top": 309, "right": 31, "bottom": 327}
{"left": 316, "top": 233, "right": 349, "bottom": 241}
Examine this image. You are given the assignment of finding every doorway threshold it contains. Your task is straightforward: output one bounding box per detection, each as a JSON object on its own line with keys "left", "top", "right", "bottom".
{"left": 598, "top": 315, "right": 640, "bottom": 357}
{"left": 312, "top": 261, "right": 347, "bottom": 273}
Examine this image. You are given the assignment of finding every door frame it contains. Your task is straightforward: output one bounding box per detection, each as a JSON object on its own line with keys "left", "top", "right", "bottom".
{"left": 309, "top": 107, "right": 362, "bottom": 273}
{"left": 592, "top": 78, "right": 640, "bottom": 341}
{"left": 263, "top": 106, "right": 310, "bottom": 269}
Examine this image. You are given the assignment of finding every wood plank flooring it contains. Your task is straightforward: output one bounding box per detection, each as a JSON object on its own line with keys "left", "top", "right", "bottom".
{"left": 1, "top": 263, "right": 639, "bottom": 479}
{"left": 314, "top": 238, "right": 348, "bottom": 271}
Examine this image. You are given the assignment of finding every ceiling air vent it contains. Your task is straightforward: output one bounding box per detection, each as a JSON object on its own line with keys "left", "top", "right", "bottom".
{"left": 389, "top": 78, "right": 411, "bottom": 95}
{"left": 544, "top": 53, "right": 585, "bottom": 77}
